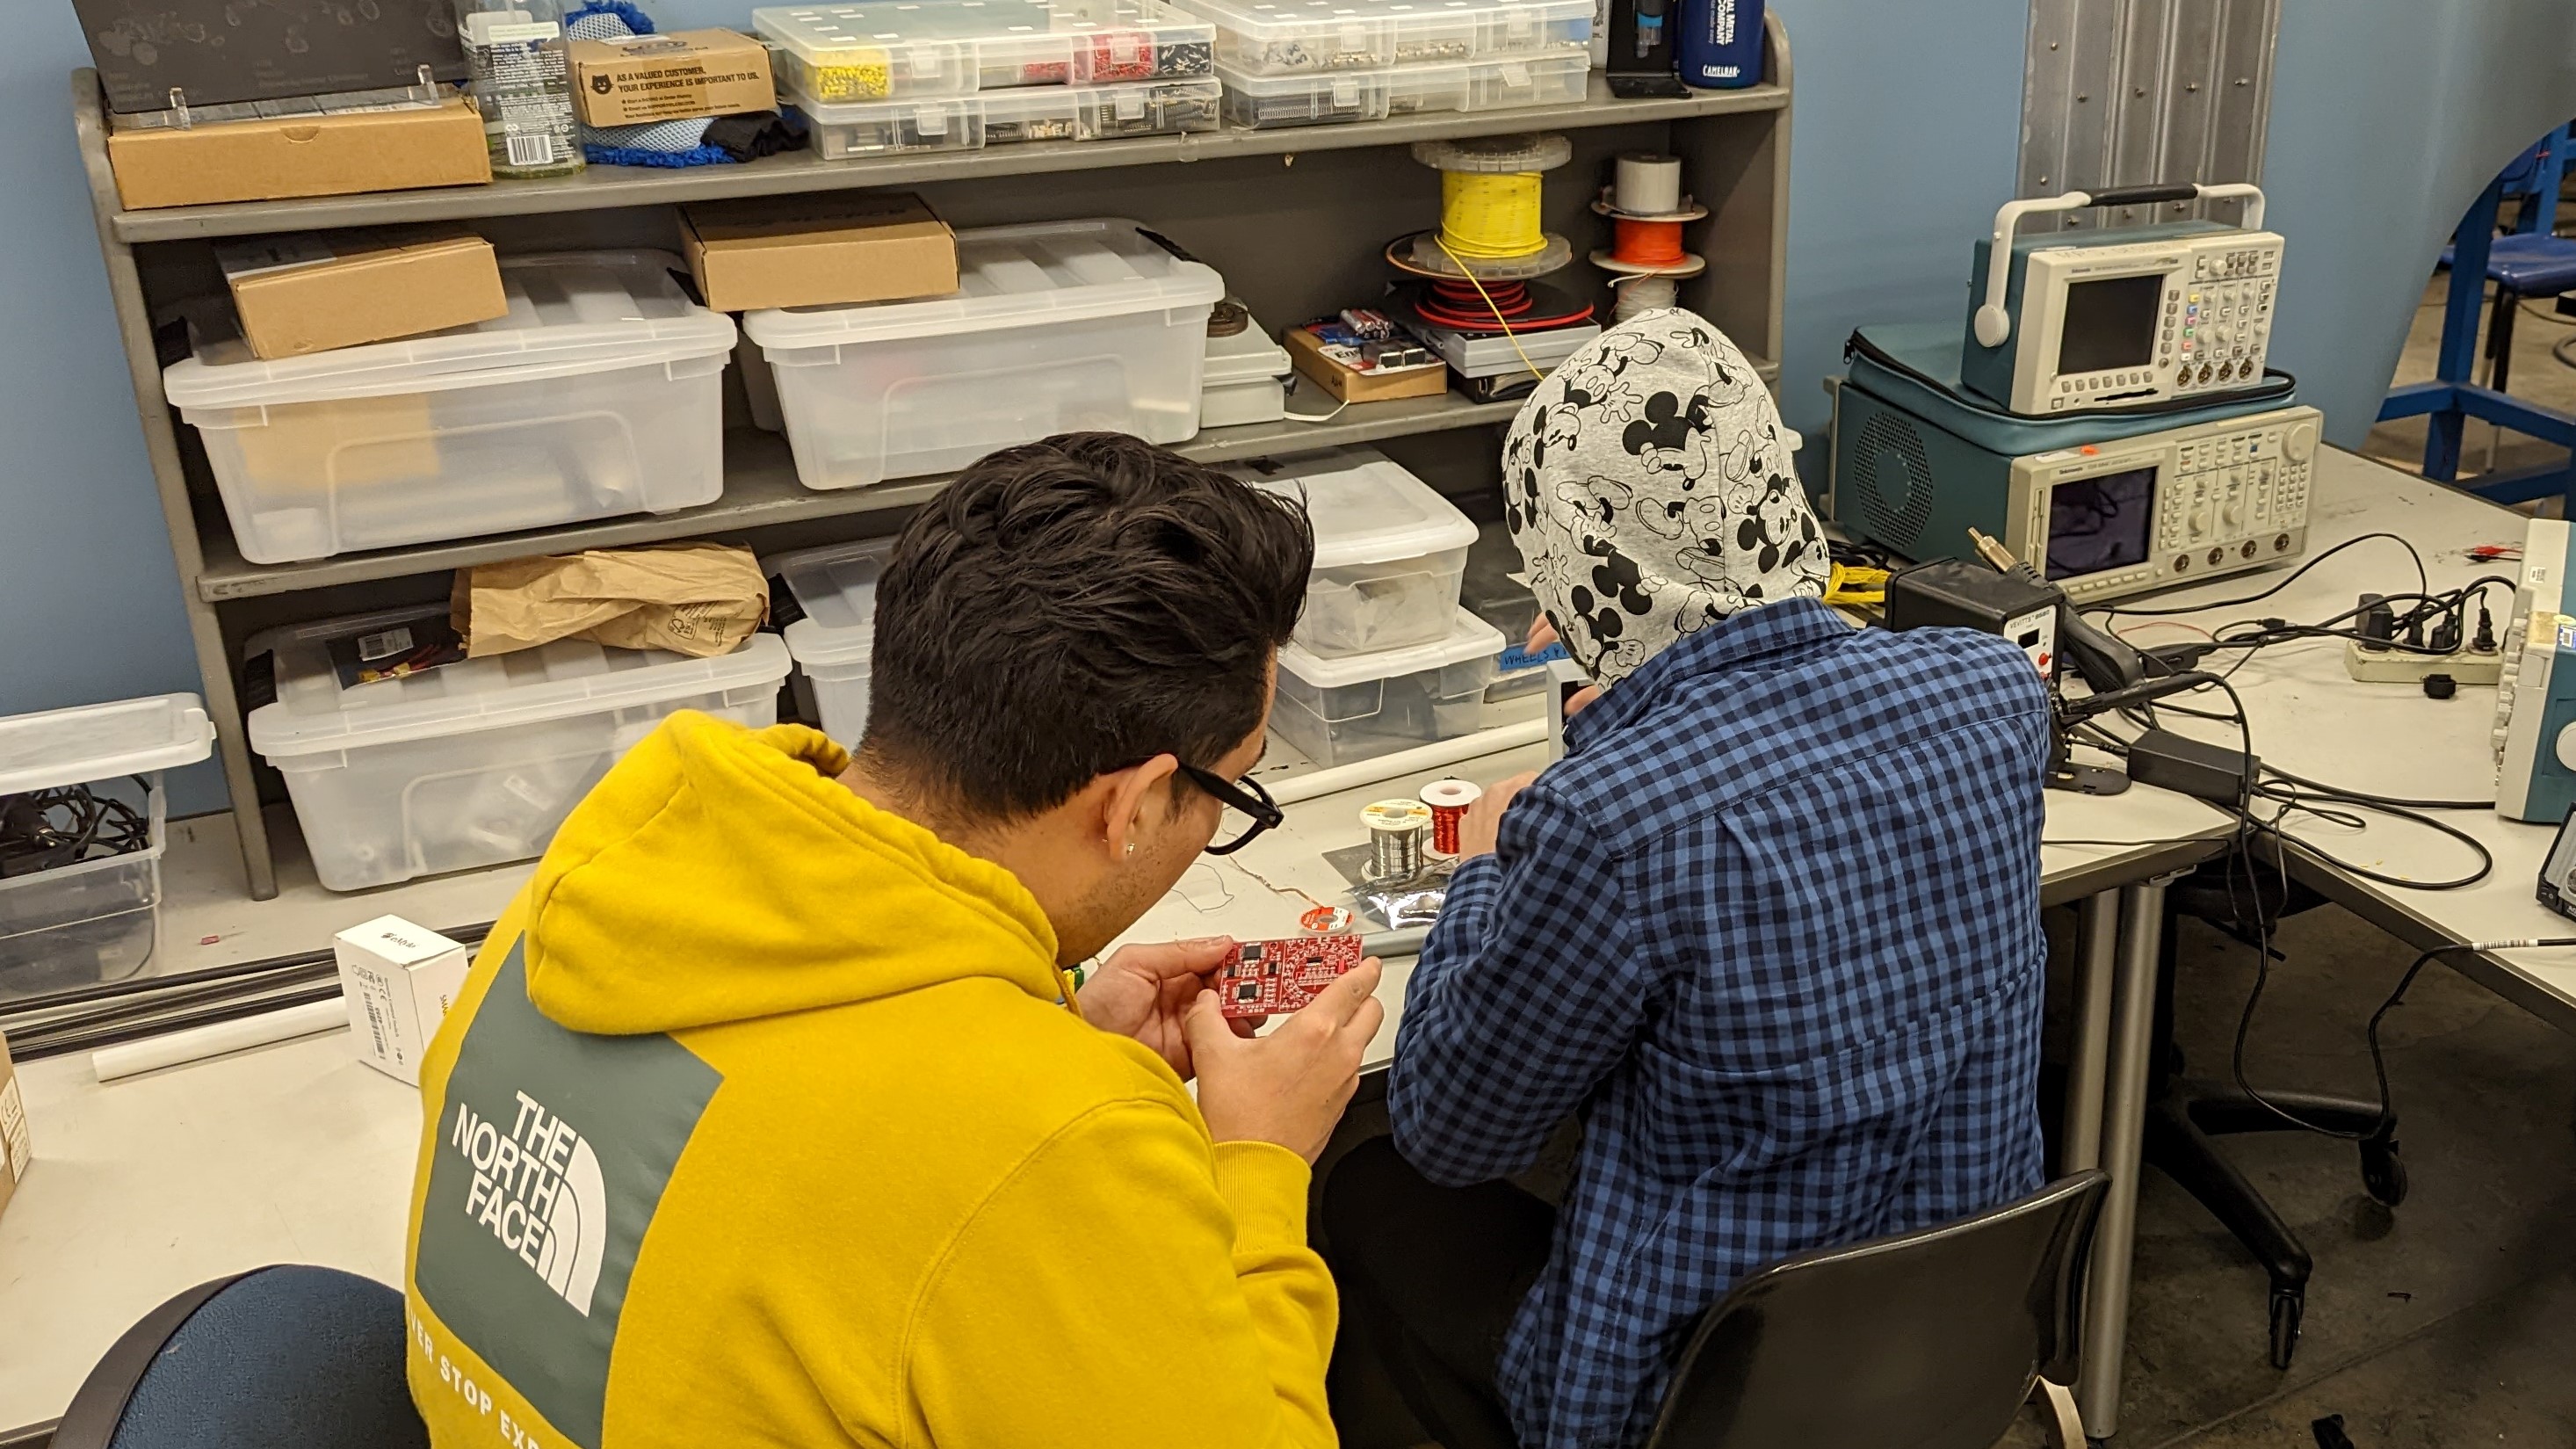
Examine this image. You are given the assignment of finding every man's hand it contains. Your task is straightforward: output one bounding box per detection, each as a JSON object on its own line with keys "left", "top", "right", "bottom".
{"left": 1185, "top": 960, "right": 1386, "bottom": 1163}
{"left": 1458, "top": 770, "right": 1539, "bottom": 859}
{"left": 1527, "top": 617, "right": 1602, "bottom": 719}
{"left": 1076, "top": 938, "right": 1252, "bottom": 1079}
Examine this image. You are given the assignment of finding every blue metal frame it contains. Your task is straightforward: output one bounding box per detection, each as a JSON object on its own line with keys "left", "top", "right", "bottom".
{"left": 2379, "top": 123, "right": 2576, "bottom": 508}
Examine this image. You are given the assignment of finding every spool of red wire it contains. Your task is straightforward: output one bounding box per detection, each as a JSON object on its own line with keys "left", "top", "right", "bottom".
{"left": 1612, "top": 217, "right": 1688, "bottom": 267}
{"left": 1420, "top": 779, "right": 1483, "bottom": 858}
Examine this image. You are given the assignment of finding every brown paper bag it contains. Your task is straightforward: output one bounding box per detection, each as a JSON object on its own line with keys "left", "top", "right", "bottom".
{"left": 455, "top": 543, "right": 769, "bottom": 659}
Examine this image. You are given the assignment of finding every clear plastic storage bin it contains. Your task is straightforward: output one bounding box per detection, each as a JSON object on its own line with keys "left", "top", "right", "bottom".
{"left": 792, "top": 91, "right": 987, "bottom": 157}
{"left": 1235, "top": 446, "right": 1480, "bottom": 657}
{"left": 975, "top": 0, "right": 1219, "bottom": 85}
{"left": 161, "top": 252, "right": 736, "bottom": 566}
{"left": 245, "top": 605, "right": 791, "bottom": 891}
{"left": 754, "top": 3, "right": 985, "bottom": 100}
{"left": 0, "top": 695, "right": 213, "bottom": 1001}
{"left": 1380, "top": 49, "right": 1587, "bottom": 115}
{"left": 1216, "top": 63, "right": 1388, "bottom": 126}
{"left": 980, "top": 76, "right": 1222, "bottom": 141}
{"left": 1179, "top": 0, "right": 1588, "bottom": 74}
{"left": 745, "top": 217, "right": 1225, "bottom": 489}
{"left": 1270, "top": 610, "right": 1505, "bottom": 767}
{"left": 768, "top": 537, "right": 894, "bottom": 745}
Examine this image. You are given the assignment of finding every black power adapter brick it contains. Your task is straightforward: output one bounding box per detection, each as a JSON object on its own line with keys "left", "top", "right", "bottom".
{"left": 2128, "top": 728, "right": 2257, "bottom": 807}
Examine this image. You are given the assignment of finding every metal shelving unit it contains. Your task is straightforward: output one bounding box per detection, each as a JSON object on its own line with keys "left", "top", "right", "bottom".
{"left": 73, "top": 15, "right": 1793, "bottom": 898}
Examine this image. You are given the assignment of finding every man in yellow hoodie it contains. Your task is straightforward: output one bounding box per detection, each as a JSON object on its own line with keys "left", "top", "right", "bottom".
{"left": 404, "top": 432, "right": 1384, "bottom": 1449}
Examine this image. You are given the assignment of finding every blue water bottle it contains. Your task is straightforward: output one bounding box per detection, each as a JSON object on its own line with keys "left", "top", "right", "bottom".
{"left": 1675, "top": 0, "right": 1762, "bottom": 88}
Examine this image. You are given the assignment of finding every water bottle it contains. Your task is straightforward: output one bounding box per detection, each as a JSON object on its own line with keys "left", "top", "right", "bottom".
{"left": 1675, "top": 0, "right": 1763, "bottom": 90}
{"left": 453, "top": 0, "right": 584, "bottom": 178}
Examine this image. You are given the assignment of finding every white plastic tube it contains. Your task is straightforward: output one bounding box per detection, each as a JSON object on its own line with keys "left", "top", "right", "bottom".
{"left": 91, "top": 997, "right": 348, "bottom": 1083}
{"left": 1266, "top": 719, "right": 1548, "bottom": 807}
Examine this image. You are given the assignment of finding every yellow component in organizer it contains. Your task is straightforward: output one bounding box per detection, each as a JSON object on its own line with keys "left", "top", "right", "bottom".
{"left": 803, "top": 47, "right": 895, "bottom": 101}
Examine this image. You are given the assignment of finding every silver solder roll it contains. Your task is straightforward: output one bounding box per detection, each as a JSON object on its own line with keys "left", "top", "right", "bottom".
{"left": 1615, "top": 152, "right": 1684, "bottom": 215}
{"left": 1361, "top": 798, "right": 1432, "bottom": 881}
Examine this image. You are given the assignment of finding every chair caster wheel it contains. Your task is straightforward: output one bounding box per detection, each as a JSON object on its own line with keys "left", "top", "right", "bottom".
{"left": 2268, "top": 1288, "right": 2303, "bottom": 1370}
{"left": 2361, "top": 1133, "right": 2407, "bottom": 1206}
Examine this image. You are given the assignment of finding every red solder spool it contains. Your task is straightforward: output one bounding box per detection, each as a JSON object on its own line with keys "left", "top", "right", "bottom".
{"left": 1419, "top": 778, "right": 1484, "bottom": 858}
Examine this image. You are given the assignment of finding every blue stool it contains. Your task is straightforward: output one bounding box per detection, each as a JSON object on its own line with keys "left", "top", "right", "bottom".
{"left": 2380, "top": 123, "right": 2576, "bottom": 508}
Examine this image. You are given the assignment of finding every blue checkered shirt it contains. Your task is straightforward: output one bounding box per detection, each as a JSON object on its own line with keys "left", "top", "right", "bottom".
{"left": 1386, "top": 598, "right": 2052, "bottom": 1449}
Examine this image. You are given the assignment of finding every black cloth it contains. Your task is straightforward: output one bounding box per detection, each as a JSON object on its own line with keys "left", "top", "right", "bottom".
{"left": 1323, "top": 1138, "right": 1557, "bottom": 1449}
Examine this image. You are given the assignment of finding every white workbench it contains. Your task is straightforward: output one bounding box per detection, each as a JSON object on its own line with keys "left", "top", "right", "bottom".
{"left": 0, "top": 644, "right": 2232, "bottom": 1438}
{"left": 2124, "top": 449, "right": 2576, "bottom": 1029}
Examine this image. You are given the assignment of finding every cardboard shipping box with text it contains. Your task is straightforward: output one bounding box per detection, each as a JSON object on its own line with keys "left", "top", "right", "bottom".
{"left": 569, "top": 29, "right": 775, "bottom": 127}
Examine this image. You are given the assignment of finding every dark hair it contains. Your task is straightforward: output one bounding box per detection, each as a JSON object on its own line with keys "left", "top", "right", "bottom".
{"left": 862, "top": 432, "right": 1313, "bottom": 820}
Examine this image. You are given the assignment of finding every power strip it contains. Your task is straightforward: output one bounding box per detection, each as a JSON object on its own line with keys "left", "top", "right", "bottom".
{"left": 2343, "top": 639, "right": 2502, "bottom": 685}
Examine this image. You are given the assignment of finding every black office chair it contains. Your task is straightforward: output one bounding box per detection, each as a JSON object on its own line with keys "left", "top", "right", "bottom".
{"left": 1639, "top": 1170, "right": 2108, "bottom": 1449}
{"left": 2147, "top": 860, "right": 2406, "bottom": 1371}
{"left": 47, "top": 1264, "right": 427, "bottom": 1449}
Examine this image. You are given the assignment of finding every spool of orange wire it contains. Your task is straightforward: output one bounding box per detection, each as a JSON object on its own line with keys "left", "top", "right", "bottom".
{"left": 1612, "top": 217, "right": 1688, "bottom": 267}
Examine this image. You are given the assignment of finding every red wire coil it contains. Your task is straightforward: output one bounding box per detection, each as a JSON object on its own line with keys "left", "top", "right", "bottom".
{"left": 1612, "top": 218, "right": 1687, "bottom": 266}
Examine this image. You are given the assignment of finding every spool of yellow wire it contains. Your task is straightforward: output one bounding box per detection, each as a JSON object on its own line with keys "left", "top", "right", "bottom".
{"left": 1438, "top": 170, "right": 1548, "bottom": 259}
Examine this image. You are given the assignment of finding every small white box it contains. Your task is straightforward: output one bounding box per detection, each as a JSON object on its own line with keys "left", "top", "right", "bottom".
{"left": 334, "top": 916, "right": 472, "bottom": 1085}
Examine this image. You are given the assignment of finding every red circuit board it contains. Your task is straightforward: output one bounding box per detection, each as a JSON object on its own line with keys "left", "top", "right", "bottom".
{"left": 1216, "top": 934, "right": 1365, "bottom": 1018}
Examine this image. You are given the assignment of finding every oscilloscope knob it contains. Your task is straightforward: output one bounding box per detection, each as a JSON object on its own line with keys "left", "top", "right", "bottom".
{"left": 2284, "top": 422, "right": 2318, "bottom": 463}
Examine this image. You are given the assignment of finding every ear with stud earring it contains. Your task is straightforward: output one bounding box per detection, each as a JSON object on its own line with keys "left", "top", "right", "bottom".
{"left": 1125, "top": 842, "right": 1137, "bottom": 858}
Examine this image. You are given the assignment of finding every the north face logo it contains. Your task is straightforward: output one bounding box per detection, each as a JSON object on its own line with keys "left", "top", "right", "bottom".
{"left": 450, "top": 1091, "right": 607, "bottom": 1315}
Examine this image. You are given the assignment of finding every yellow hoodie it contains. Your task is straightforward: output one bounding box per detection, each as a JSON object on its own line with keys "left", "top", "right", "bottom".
{"left": 403, "top": 713, "right": 1339, "bottom": 1449}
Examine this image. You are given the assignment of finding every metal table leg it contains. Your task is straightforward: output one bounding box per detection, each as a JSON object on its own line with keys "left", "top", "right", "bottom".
{"left": 2062, "top": 892, "right": 2119, "bottom": 1174}
{"left": 2076, "top": 878, "right": 2174, "bottom": 1440}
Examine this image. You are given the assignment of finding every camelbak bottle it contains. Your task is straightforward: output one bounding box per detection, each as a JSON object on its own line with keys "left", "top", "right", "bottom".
{"left": 1675, "top": 0, "right": 1763, "bottom": 88}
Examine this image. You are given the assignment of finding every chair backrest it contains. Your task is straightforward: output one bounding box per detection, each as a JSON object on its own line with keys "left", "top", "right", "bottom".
{"left": 49, "top": 1265, "right": 427, "bottom": 1449}
{"left": 1641, "top": 1170, "right": 2108, "bottom": 1449}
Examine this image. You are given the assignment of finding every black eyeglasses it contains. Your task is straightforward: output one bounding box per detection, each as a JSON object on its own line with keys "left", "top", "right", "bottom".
{"left": 1174, "top": 761, "right": 1284, "bottom": 855}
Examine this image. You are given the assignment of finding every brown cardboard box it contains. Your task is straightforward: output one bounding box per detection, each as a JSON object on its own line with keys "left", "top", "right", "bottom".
{"left": 570, "top": 30, "right": 776, "bottom": 127}
{"left": 0, "top": 1032, "right": 29, "bottom": 1228}
{"left": 218, "top": 228, "right": 508, "bottom": 360}
{"left": 1286, "top": 325, "right": 1451, "bottom": 403}
{"left": 679, "top": 194, "right": 958, "bottom": 313}
{"left": 107, "top": 97, "right": 491, "bottom": 211}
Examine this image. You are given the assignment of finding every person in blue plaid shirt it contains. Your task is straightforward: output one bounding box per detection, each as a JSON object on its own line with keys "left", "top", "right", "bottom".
{"left": 1323, "top": 310, "right": 2053, "bottom": 1449}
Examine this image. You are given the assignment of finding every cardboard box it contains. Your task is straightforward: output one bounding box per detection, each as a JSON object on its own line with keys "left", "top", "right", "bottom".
{"left": 334, "top": 916, "right": 472, "bottom": 1086}
{"left": 570, "top": 29, "right": 776, "bottom": 127}
{"left": 0, "top": 1032, "right": 28, "bottom": 1228}
{"left": 680, "top": 194, "right": 958, "bottom": 313}
{"left": 1286, "top": 325, "right": 1451, "bottom": 403}
{"left": 218, "top": 228, "right": 508, "bottom": 360}
{"left": 107, "top": 97, "right": 491, "bottom": 211}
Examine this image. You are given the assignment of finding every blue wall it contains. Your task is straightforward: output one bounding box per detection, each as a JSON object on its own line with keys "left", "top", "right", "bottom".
{"left": 0, "top": 7, "right": 226, "bottom": 814}
{"left": 1766, "top": 0, "right": 2027, "bottom": 444}
{"left": 2261, "top": 0, "right": 2576, "bottom": 447}
{"left": 11, "top": 0, "right": 2572, "bottom": 820}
